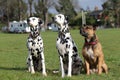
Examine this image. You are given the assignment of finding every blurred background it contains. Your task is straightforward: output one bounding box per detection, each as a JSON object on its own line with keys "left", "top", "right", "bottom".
{"left": 0, "top": 0, "right": 120, "bottom": 32}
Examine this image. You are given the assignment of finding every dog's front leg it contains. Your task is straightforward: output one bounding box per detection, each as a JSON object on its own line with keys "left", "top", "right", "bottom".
{"left": 27, "top": 56, "right": 30, "bottom": 72}
{"left": 67, "top": 51, "right": 72, "bottom": 77}
{"left": 29, "top": 54, "right": 35, "bottom": 74}
{"left": 85, "top": 60, "right": 90, "bottom": 75}
{"left": 41, "top": 51, "right": 47, "bottom": 76}
{"left": 60, "top": 56, "right": 65, "bottom": 78}
{"left": 98, "top": 55, "right": 103, "bottom": 74}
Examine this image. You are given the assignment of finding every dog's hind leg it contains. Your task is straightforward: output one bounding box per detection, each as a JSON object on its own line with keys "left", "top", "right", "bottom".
{"left": 102, "top": 63, "right": 108, "bottom": 74}
{"left": 85, "top": 60, "right": 90, "bottom": 75}
{"left": 29, "top": 55, "right": 35, "bottom": 74}
{"left": 98, "top": 55, "right": 103, "bottom": 74}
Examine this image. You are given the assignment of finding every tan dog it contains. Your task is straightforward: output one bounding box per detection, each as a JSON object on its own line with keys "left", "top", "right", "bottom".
{"left": 80, "top": 25, "right": 108, "bottom": 75}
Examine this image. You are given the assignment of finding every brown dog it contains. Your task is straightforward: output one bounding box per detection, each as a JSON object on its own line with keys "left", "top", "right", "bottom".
{"left": 80, "top": 25, "right": 108, "bottom": 75}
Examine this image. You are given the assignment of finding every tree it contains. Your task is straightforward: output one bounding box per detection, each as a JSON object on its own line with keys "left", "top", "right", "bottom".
{"left": 56, "top": 0, "right": 77, "bottom": 18}
{"left": 55, "top": 0, "right": 77, "bottom": 26}
{"left": 18, "top": 0, "right": 28, "bottom": 20}
{"left": 0, "top": 0, "right": 27, "bottom": 21}
{"left": 34, "top": 0, "right": 56, "bottom": 29}
{"left": 28, "top": 0, "right": 34, "bottom": 17}
{"left": 72, "top": 0, "right": 82, "bottom": 12}
{"left": 102, "top": 0, "right": 120, "bottom": 28}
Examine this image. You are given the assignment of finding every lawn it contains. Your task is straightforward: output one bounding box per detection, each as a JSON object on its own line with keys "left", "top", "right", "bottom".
{"left": 0, "top": 29, "right": 120, "bottom": 80}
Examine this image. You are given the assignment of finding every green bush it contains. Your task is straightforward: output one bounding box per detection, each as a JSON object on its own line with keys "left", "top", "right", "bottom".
{"left": 86, "top": 16, "right": 96, "bottom": 25}
{"left": 0, "top": 23, "right": 6, "bottom": 30}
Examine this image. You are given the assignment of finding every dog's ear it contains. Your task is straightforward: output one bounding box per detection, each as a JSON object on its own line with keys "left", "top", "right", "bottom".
{"left": 39, "top": 19, "right": 43, "bottom": 25}
{"left": 27, "top": 18, "right": 30, "bottom": 23}
{"left": 65, "top": 16, "right": 68, "bottom": 21}
{"left": 64, "top": 16, "right": 69, "bottom": 24}
{"left": 93, "top": 24, "right": 98, "bottom": 30}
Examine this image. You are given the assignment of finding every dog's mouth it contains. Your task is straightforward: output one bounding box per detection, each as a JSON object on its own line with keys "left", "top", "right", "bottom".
{"left": 52, "top": 16, "right": 60, "bottom": 23}
{"left": 52, "top": 17, "right": 55, "bottom": 22}
{"left": 52, "top": 17, "right": 60, "bottom": 27}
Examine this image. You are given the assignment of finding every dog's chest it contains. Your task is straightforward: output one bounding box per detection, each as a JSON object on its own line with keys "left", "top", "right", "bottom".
{"left": 27, "top": 36, "right": 43, "bottom": 57}
{"left": 86, "top": 48, "right": 94, "bottom": 59}
{"left": 56, "top": 34, "right": 72, "bottom": 56}
{"left": 56, "top": 38, "right": 67, "bottom": 55}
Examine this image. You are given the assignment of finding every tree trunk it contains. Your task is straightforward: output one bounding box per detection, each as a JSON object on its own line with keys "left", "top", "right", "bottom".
{"left": 116, "top": 9, "right": 120, "bottom": 28}
{"left": 42, "top": 0, "right": 48, "bottom": 30}
{"left": 18, "top": 0, "right": 22, "bottom": 21}
{"left": 117, "top": 10, "right": 120, "bottom": 28}
{"left": 44, "top": 12, "right": 48, "bottom": 29}
{"left": 6, "top": 0, "right": 9, "bottom": 31}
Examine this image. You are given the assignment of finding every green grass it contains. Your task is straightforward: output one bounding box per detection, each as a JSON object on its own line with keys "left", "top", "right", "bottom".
{"left": 0, "top": 29, "right": 120, "bottom": 80}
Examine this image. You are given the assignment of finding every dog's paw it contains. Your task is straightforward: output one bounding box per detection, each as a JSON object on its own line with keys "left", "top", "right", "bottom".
{"left": 86, "top": 72, "right": 90, "bottom": 75}
{"left": 61, "top": 75, "right": 65, "bottom": 78}
{"left": 42, "top": 72, "right": 47, "bottom": 76}
{"left": 31, "top": 71, "right": 35, "bottom": 74}
{"left": 98, "top": 71, "right": 102, "bottom": 75}
{"left": 67, "top": 74, "right": 71, "bottom": 77}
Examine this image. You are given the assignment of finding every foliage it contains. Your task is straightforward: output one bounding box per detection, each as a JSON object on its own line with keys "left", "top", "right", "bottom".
{"left": 70, "top": 16, "right": 82, "bottom": 27}
{"left": 56, "top": 0, "right": 77, "bottom": 25}
{"left": 0, "top": 0, "right": 27, "bottom": 22}
{"left": 86, "top": 15, "right": 96, "bottom": 25}
{"left": 34, "top": 0, "right": 45, "bottom": 19}
{"left": 0, "top": 29, "right": 120, "bottom": 80}
{"left": 102, "top": 0, "right": 120, "bottom": 28}
{"left": 34, "top": 0, "right": 56, "bottom": 29}
{"left": 28, "top": 0, "right": 34, "bottom": 16}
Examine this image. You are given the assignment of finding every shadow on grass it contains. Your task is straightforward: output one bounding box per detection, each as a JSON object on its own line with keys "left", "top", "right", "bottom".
{"left": 46, "top": 68, "right": 86, "bottom": 76}
{"left": 0, "top": 66, "right": 86, "bottom": 77}
{"left": 0, "top": 66, "right": 26, "bottom": 71}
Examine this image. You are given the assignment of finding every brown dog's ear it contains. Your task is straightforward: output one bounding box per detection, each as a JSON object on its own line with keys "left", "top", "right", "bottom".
{"left": 93, "top": 24, "right": 98, "bottom": 30}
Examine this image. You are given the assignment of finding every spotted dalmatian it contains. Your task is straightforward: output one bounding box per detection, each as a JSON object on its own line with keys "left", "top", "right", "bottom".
{"left": 26, "top": 17, "right": 47, "bottom": 76}
{"left": 52, "top": 14, "right": 83, "bottom": 77}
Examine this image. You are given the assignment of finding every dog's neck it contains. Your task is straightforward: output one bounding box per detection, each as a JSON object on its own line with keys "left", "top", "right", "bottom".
{"left": 29, "top": 25, "right": 40, "bottom": 39}
{"left": 58, "top": 23, "right": 72, "bottom": 42}
{"left": 58, "top": 23, "right": 69, "bottom": 33}
{"left": 85, "top": 34, "right": 98, "bottom": 46}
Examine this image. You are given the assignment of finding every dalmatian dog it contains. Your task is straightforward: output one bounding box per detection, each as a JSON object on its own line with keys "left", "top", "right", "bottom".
{"left": 52, "top": 14, "right": 83, "bottom": 77}
{"left": 26, "top": 17, "right": 47, "bottom": 76}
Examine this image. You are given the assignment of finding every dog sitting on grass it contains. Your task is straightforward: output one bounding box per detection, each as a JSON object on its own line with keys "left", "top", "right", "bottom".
{"left": 80, "top": 25, "right": 108, "bottom": 75}
{"left": 26, "top": 17, "right": 47, "bottom": 76}
{"left": 52, "top": 14, "right": 83, "bottom": 77}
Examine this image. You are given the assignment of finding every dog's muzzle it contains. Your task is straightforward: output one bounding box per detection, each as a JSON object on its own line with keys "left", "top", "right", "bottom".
{"left": 80, "top": 27, "right": 88, "bottom": 37}
{"left": 52, "top": 17, "right": 55, "bottom": 22}
{"left": 52, "top": 17, "right": 57, "bottom": 23}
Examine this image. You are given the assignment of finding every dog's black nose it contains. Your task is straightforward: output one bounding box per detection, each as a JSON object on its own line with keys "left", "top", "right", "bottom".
{"left": 39, "top": 20, "right": 43, "bottom": 25}
{"left": 27, "top": 18, "right": 30, "bottom": 23}
{"left": 52, "top": 17, "right": 54, "bottom": 21}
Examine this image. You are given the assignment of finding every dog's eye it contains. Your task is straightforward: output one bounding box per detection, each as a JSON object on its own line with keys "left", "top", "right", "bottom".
{"left": 85, "top": 27, "right": 91, "bottom": 30}
{"left": 32, "top": 18, "right": 35, "bottom": 21}
{"left": 86, "top": 27, "right": 89, "bottom": 29}
{"left": 30, "top": 28, "right": 33, "bottom": 31}
{"left": 58, "top": 16, "right": 61, "bottom": 18}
